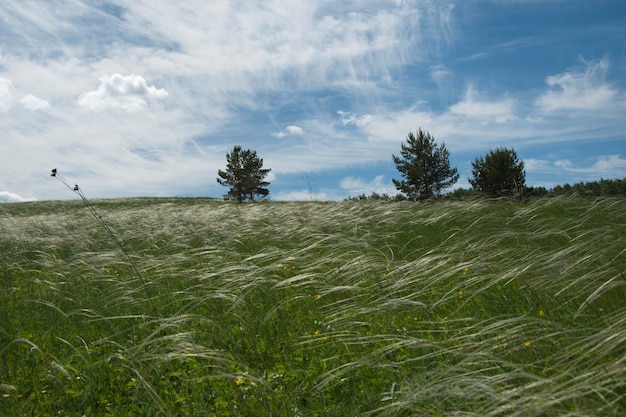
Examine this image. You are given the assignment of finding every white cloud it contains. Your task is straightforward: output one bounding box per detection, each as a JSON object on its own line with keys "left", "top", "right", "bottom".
{"left": 20, "top": 94, "right": 50, "bottom": 111}
{"left": 340, "top": 175, "right": 396, "bottom": 197}
{"left": 285, "top": 125, "right": 303, "bottom": 135}
{"left": 524, "top": 158, "right": 553, "bottom": 173}
{"left": 555, "top": 155, "right": 626, "bottom": 177}
{"left": 0, "top": 78, "right": 14, "bottom": 112}
{"left": 525, "top": 155, "right": 626, "bottom": 188}
{"left": 536, "top": 59, "right": 619, "bottom": 112}
{"left": 430, "top": 64, "right": 452, "bottom": 86}
{"left": 338, "top": 110, "right": 375, "bottom": 127}
{"left": 77, "top": 74, "right": 168, "bottom": 112}
{"left": 1, "top": 1, "right": 624, "bottom": 202}
{"left": 0, "top": 191, "right": 36, "bottom": 203}
{"left": 273, "top": 125, "right": 304, "bottom": 138}
{"left": 554, "top": 159, "right": 575, "bottom": 170}
{"left": 448, "top": 86, "right": 516, "bottom": 124}
{"left": 273, "top": 190, "right": 338, "bottom": 202}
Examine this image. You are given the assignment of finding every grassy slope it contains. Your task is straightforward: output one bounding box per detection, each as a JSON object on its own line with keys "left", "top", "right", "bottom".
{"left": 0, "top": 197, "right": 625, "bottom": 416}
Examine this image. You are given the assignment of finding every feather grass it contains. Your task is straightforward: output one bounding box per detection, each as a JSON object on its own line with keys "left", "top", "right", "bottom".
{"left": 0, "top": 196, "right": 624, "bottom": 415}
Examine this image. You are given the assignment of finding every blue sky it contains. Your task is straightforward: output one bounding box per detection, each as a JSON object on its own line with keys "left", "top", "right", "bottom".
{"left": 1, "top": 0, "right": 625, "bottom": 202}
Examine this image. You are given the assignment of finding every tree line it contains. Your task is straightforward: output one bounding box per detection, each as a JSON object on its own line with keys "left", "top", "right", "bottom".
{"left": 216, "top": 129, "right": 624, "bottom": 202}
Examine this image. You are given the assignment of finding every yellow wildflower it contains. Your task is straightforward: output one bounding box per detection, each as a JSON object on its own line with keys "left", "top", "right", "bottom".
{"left": 463, "top": 267, "right": 469, "bottom": 275}
{"left": 538, "top": 310, "right": 545, "bottom": 317}
{"left": 235, "top": 378, "right": 245, "bottom": 386}
{"left": 524, "top": 341, "right": 531, "bottom": 348}
{"left": 315, "top": 294, "right": 321, "bottom": 300}
{"left": 314, "top": 330, "right": 320, "bottom": 336}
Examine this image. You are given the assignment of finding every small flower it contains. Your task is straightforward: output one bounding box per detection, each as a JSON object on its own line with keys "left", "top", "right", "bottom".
{"left": 235, "top": 378, "right": 245, "bottom": 386}
{"left": 524, "top": 341, "right": 531, "bottom": 348}
{"left": 463, "top": 267, "right": 469, "bottom": 275}
{"left": 538, "top": 310, "right": 545, "bottom": 317}
{"left": 458, "top": 290, "right": 463, "bottom": 296}
{"left": 309, "top": 277, "right": 315, "bottom": 281}
{"left": 315, "top": 294, "right": 321, "bottom": 300}
{"left": 382, "top": 272, "right": 387, "bottom": 278}
{"left": 236, "top": 234, "right": 242, "bottom": 239}
{"left": 314, "top": 330, "right": 320, "bottom": 336}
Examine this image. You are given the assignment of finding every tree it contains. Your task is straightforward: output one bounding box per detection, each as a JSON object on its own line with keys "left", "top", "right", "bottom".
{"left": 469, "top": 147, "right": 525, "bottom": 198}
{"left": 392, "top": 129, "right": 459, "bottom": 200}
{"left": 217, "top": 146, "right": 271, "bottom": 202}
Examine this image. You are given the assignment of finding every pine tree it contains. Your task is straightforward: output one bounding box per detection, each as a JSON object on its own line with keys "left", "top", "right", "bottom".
{"left": 392, "top": 129, "right": 459, "bottom": 200}
{"left": 217, "top": 146, "right": 271, "bottom": 202}
{"left": 469, "top": 147, "right": 525, "bottom": 198}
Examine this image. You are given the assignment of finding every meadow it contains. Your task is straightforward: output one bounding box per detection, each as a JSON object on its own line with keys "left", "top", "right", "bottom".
{"left": 0, "top": 196, "right": 624, "bottom": 416}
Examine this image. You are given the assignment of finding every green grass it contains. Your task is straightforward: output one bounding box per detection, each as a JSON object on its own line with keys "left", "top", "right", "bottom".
{"left": 1, "top": 196, "right": 625, "bottom": 416}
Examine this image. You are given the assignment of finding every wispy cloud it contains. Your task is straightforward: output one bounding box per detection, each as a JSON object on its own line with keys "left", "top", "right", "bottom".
{"left": 448, "top": 86, "right": 517, "bottom": 124}
{"left": 340, "top": 175, "right": 396, "bottom": 197}
{"left": 0, "top": 78, "right": 14, "bottom": 112}
{"left": 555, "top": 154, "right": 626, "bottom": 176}
{"left": 525, "top": 154, "right": 626, "bottom": 188}
{"left": 535, "top": 59, "right": 620, "bottom": 113}
{"left": 0, "top": 1, "right": 624, "bottom": 201}
{"left": 338, "top": 110, "right": 375, "bottom": 127}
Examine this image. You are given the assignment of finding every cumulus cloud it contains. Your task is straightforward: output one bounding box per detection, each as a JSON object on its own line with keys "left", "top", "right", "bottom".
{"left": 77, "top": 74, "right": 168, "bottom": 112}
{"left": 0, "top": 191, "right": 36, "bottom": 203}
{"left": 0, "top": 78, "right": 14, "bottom": 112}
{"left": 273, "top": 125, "right": 304, "bottom": 138}
{"left": 20, "top": 94, "right": 50, "bottom": 111}
{"left": 536, "top": 59, "right": 618, "bottom": 112}
{"left": 285, "top": 125, "right": 303, "bottom": 135}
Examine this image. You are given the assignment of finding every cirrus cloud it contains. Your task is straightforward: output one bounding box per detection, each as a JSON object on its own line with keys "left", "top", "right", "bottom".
{"left": 535, "top": 59, "right": 619, "bottom": 112}
{"left": 0, "top": 78, "right": 14, "bottom": 112}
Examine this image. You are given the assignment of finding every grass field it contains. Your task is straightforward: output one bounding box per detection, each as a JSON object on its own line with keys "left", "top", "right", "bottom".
{"left": 1, "top": 196, "right": 625, "bottom": 416}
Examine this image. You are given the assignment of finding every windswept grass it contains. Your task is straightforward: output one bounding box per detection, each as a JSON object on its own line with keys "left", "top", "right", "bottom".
{"left": 1, "top": 197, "right": 625, "bottom": 416}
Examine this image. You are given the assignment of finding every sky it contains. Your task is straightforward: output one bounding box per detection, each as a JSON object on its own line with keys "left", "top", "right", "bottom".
{"left": 1, "top": 0, "right": 625, "bottom": 202}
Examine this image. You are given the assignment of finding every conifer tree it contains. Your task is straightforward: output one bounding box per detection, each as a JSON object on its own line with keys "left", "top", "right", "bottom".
{"left": 217, "top": 146, "right": 271, "bottom": 202}
{"left": 469, "top": 147, "right": 525, "bottom": 198}
{"left": 392, "top": 129, "right": 459, "bottom": 200}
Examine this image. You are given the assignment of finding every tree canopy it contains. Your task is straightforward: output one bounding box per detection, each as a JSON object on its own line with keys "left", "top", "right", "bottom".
{"left": 217, "top": 146, "right": 271, "bottom": 202}
{"left": 392, "top": 129, "right": 459, "bottom": 200}
{"left": 469, "top": 147, "right": 525, "bottom": 198}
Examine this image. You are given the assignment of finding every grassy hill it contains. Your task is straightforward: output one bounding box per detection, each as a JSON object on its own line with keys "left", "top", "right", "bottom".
{"left": 1, "top": 197, "right": 625, "bottom": 416}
